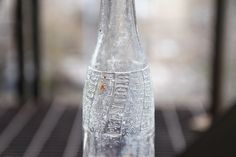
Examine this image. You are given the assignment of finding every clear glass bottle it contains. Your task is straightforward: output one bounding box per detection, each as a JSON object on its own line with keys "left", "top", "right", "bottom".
{"left": 82, "top": 0, "right": 155, "bottom": 157}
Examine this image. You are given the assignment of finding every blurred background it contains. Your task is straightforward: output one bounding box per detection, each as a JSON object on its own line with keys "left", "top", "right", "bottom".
{"left": 0, "top": 0, "right": 236, "bottom": 157}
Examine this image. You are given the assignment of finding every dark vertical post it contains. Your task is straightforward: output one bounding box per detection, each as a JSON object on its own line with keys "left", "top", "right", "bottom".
{"left": 31, "top": 0, "right": 41, "bottom": 101}
{"left": 210, "top": 0, "right": 226, "bottom": 121}
{"left": 15, "top": 0, "right": 25, "bottom": 105}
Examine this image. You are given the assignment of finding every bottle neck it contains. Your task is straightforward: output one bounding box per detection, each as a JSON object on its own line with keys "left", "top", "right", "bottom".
{"left": 91, "top": 0, "right": 147, "bottom": 72}
{"left": 98, "top": 0, "right": 138, "bottom": 38}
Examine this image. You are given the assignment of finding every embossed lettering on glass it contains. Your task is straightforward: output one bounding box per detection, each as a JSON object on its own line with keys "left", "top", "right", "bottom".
{"left": 82, "top": 0, "right": 155, "bottom": 157}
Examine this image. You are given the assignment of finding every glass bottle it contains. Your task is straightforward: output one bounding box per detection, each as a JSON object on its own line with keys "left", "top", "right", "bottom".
{"left": 82, "top": 0, "right": 155, "bottom": 157}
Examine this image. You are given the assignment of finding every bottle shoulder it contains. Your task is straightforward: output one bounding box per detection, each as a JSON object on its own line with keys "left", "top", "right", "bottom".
{"left": 90, "top": 33, "right": 148, "bottom": 72}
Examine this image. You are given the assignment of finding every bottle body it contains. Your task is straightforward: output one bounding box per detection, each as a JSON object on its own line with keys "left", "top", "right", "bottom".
{"left": 83, "top": 0, "right": 155, "bottom": 156}
{"left": 83, "top": 66, "right": 154, "bottom": 157}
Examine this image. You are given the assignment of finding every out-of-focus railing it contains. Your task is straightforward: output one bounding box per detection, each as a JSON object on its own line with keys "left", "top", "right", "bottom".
{"left": 14, "top": 0, "right": 41, "bottom": 105}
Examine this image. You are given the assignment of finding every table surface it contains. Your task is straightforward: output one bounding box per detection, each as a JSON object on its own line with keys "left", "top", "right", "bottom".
{"left": 0, "top": 103, "right": 199, "bottom": 157}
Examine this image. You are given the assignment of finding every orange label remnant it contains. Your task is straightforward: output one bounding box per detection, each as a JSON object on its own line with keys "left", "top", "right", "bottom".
{"left": 99, "top": 81, "right": 107, "bottom": 93}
